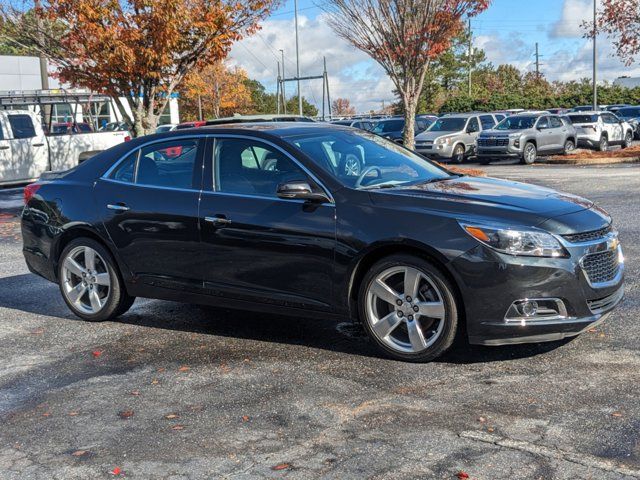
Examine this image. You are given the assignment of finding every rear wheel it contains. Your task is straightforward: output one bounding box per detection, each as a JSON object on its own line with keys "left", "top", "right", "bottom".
{"left": 451, "top": 144, "right": 465, "bottom": 164}
{"left": 521, "top": 142, "right": 537, "bottom": 164}
{"left": 359, "top": 255, "right": 458, "bottom": 362}
{"left": 597, "top": 135, "right": 608, "bottom": 152}
{"left": 58, "top": 238, "right": 134, "bottom": 321}
{"left": 563, "top": 138, "right": 576, "bottom": 155}
{"left": 622, "top": 131, "right": 633, "bottom": 149}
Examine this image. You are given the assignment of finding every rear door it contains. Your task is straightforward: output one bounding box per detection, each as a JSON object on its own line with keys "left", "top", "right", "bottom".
{"left": 535, "top": 116, "right": 553, "bottom": 151}
{"left": 94, "top": 137, "right": 203, "bottom": 291}
{"left": 548, "top": 116, "right": 566, "bottom": 150}
{"left": 602, "top": 113, "right": 623, "bottom": 143}
{"left": 2, "top": 112, "right": 48, "bottom": 183}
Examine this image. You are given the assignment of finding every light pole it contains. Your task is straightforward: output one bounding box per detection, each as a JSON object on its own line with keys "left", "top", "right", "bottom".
{"left": 294, "top": 0, "right": 302, "bottom": 115}
{"left": 593, "top": 0, "right": 598, "bottom": 110}
{"left": 280, "top": 49, "right": 286, "bottom": 114}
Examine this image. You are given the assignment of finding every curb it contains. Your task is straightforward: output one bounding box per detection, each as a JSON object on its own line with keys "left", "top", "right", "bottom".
{"left": 541, "top": 156, "right": 640, "bottom": 166}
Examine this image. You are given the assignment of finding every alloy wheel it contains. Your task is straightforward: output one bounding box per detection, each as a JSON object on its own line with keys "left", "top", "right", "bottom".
{"left": 365, "top": 266, "right": 446, "bottom": 354}
{"left": 61, "top": 246, "right": 111, "bottom": 314}
{"left": 564, "top": 139, "right": 575, "bottom": 153}
{"left": 524, "top": 143, "right": 536, "bottom": 164}
{"left": 453, "top": 145, "right": 465, "bottom": 164}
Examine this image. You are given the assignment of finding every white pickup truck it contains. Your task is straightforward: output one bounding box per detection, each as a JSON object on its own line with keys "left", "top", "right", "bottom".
{"left": 0, "top": 110, "right": 129, "bottom": 186}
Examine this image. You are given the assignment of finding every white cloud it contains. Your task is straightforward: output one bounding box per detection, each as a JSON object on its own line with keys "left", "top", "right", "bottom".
{"left": 551, "top": 0, "right": 592, "bottom": 38}
{"left": 228, "top": 14, "right": 396, "bottom": 113}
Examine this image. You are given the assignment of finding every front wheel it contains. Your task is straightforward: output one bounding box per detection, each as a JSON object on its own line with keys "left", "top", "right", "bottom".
{"left": 451, "top": 144, "right": 465, "bottom": 164}
{"left": 58, "top": 238, "right": 135, "bottom": 321}
{"left": 359, "top": 255, "right": 458, "bottom": 362}
{"left": 521, "top": 142, "right": 537, "bottom": 164}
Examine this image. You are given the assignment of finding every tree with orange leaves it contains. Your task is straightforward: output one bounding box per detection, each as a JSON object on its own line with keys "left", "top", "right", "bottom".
{"left": 331, "top": 98, "right": 356, "bottom": 117}
{"left": 180, "top": 62, "right": 253, "bottom": 120}
{"left": 325, "top": 0, "right": 490, "bottom": 148}
{"left": 584, "top": 0, "right": 640, "bottom": 66}
{"left": 2, "top": 0, "right": 277, "bottom": 136}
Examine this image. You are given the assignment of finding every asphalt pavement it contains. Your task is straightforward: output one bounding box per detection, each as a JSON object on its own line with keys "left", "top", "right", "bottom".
{"left": 0, "top": 163, "right": 639, "bottom": 479}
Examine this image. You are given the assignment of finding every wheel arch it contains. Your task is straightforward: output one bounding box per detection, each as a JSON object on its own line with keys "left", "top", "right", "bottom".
{"left": 346, "top": 241, "right": 464, "bottom": 324}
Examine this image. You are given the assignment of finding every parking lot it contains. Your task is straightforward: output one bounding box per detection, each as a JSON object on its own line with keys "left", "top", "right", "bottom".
{"left": 0, "top": 163, "right": 639, "bottom": 479}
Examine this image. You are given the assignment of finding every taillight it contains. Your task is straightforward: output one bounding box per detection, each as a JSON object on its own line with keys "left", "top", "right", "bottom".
{"left": 124, "top": 135, "right": 131, "bottom": 142}
{"left": 24, "top": 183, "right": 41, "bottom": 204}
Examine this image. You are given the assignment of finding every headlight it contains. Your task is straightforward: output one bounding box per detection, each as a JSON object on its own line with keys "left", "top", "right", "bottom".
{"left": 435, "top": 136, "right": 452, "bottom": 146}
{"left": 460, "top": 222, "right": 568, "bottom": 257}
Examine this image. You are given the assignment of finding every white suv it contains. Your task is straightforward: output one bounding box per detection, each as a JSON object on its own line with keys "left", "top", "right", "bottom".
{"left": 567, "top": 111, "right": 634, "bottom": 151}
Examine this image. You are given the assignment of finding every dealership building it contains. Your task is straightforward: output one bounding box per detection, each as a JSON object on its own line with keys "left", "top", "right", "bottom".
{"left": 0, "top": 55, "right": 180, "bottom": 127}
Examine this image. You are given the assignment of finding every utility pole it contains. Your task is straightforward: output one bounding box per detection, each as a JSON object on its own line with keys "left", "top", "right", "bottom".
{"left": 467, "top": 17, "right": 472, "bottom": 96}
{"left": 279, "top": 49, "right": 286, "bottom": 114}
{"left": 535, "top": 42, "right": 540, "bottom": 80}
{"left": 276, "top": 61, "right": 281, "bottom": 115}
{"left": 324, "top": 56, "right": 331, "bottom": 120}
{"left": 294, "top": 0, "right": 302, "bottom": 115}
{"left": 593, "top": 0, "right": 598, "bottom": 110}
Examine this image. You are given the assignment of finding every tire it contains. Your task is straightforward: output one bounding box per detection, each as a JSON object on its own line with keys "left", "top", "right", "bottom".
{"left": 358, "top": 254, "right": 459, "bottom": 362}
{"left": 521, "top": 142, "right": 537, "bottom": 165}
{"left": 597, "top": 135, "right": 608, "bottom": 152}
{"left": 622, "top": 131, "right": 633, "bottom": 149}
{"left": 563, "top": 138, "right": 576, "bottom": 155}
{"left": 58, "top": 237, "right": 135, "bottom": 321}
{"left": 451, "top": 144, "right": 465, "bottom": 164}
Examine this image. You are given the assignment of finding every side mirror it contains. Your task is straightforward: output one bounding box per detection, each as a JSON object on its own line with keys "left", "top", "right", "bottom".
{"left": 277, "top": 180, "right": 330, "bottom": 203}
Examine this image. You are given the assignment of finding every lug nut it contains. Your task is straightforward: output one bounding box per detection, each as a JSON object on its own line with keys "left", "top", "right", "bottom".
{"left": 397, "top": 311, "right": 404, "bottom": 317}
{"left": 406, "top": 296, "right": 412, "bottom": 302}
{"left": 413, "top": 305, "right": 419, "bottom": 312}
{"left": 396, "top": 299, "right": 403, "bottom": 306}
{"left": 408, "top": 315, "right": 414, "bottom": 321}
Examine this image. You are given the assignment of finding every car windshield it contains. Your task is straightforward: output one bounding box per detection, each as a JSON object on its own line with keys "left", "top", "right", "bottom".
{"left": 568, "top": 114, "right": 598, "bottom": 124}
{"left": 617, "top": 107, "right": 640, "bottom": 118}
{"left": 494, "top": 116, "right": 537, "bottom": 130}
{"left": 428, "top": 118, "right": 466, "bottom": 132}
{"left": 372, "top": 120, "right": 404, "bottom": 133}
{"left": 284, "top": 129, "right": 454, "bottom": 190}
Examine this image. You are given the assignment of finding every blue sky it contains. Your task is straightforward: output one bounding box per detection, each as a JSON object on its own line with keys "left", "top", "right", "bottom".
{"left": 228, "top": 0, "right": 637, "bottom": 112}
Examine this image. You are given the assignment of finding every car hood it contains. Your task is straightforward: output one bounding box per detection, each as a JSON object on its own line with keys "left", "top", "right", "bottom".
{"left": 416, "top": 130, "right": 461, "bottom": 141}
{"left": 479, "top": 129, "right": 516, "bottom": 137}
{"left": 368, "top": 176, "right": 608, "bottom": 233}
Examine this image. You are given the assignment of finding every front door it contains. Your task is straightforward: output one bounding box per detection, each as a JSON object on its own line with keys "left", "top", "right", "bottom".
{"left": 198, "top": 136, "right": 336, "bottom": 311}
{"left": 3, "top": 112, "right": 48, "bottom": 183}
{"left": 94, "top": 137, "right": 203, "bottom": 291}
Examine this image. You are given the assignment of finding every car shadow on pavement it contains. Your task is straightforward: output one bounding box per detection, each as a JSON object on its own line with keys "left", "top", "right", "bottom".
{"left": 0, "top": 272, "right": 571, "bottom": 364}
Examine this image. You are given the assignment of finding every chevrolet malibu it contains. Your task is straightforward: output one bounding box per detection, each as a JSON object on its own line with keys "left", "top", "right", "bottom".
{"left": 21, "top": 123, "right": 624, "bottom": 362}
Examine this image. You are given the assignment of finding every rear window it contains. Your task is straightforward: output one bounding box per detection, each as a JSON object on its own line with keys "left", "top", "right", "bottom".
{"left": 568, "top": 114, "right": 598, "bottom": 124}
{"left": 8, "top": 114, "right": 36, "bottom": 139}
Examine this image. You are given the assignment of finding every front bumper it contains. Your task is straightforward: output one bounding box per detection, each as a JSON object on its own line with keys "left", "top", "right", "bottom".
{"left": 476, "top": 139, "right": 523, "bottom": 159}
{"left": 415, "top": 142, "right": 455, "bottom": 160}
{"left": 450, "top": 231, "right": 624, "bottom": 346}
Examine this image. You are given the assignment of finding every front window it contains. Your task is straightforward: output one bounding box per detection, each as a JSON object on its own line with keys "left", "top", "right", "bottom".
{"left": 428, "top": 118, "right": 467, "bottom": 132}
{"left": 617, "top": 107, "right": 640, "bottom": 118}
{"left": 494, "top": 116, "right": 537, "bottom": 130}
{"left": 372, "top": 120, "right": 404, "bottom": 134}
{"left": 284, "top": 130, "right": 453, "bottom": 190}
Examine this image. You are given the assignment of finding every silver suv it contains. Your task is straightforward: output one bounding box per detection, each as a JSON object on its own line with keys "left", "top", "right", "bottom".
{"left": 414, "top": 113, "right": 502, "bottom": 163}
{"left": 477, "top": 113, "right": 577, "bottom": 165}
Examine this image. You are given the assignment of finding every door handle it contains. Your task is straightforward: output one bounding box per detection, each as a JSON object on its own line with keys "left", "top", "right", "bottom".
{"left": 204, "top": 215, "right": 231, "bottom": 227}
{"left": 107, "top": 203, "right": 130, "bottom": 212}
{"left": 32, "top": 143, "right": 45, "bottom": 147}
{"left": 0, "top": 145, "right": 8, "bottom": 150}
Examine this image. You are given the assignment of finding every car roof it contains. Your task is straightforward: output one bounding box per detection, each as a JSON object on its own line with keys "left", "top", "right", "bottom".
{"left": 441, "top": 112, "right": 480, "bottom": 118}
{"left": 160, "top": 121, "right": 352, "bottom": 138}
{"left": 567, "top": 110, "right": 603, "bottom": 115}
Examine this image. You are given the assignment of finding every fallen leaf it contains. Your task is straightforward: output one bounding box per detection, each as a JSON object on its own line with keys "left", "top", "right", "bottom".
{"left": 612, "top": 411, "right": 623, "bottom": 417}
{"left": 30, "top": 328, "right": 45, "bottom": 335}
{"left": 487, "top": 427, "right": 495, "bottom": 433}
{"left": 92, "top": 350, "right": 103, "bottom": 358}
{"left": 42, "top": 412, "right": 51, "bottom": 417}
{"left": 71, "top": 450, "right": 88, "bottom": 456}
{"left": 68, "top": 411, "right": 79, "bottom": 416}
{"left": 271, "top": 463, "right": 291, "bottom": 471}
{"left": 157, "top": 367, "right": 166, "bottom": 373}
{"left": 110, "top": 466, "right": 121, "bottom": 475}
{"left": 478, "top": 416, "right": 486, "bottom": 423}
{"left": 588, "top": 328, "right": 597, "bottom": 333}
{"left": 178, "top": 366, "right": 190, "bottom": 372}
{"left": 130, "top": 390, "right": 140, "bottom": 396}
{"left": 456, "top": 472, "right": 470, "bottom": 479}
{"left": 118, "top": 410, "right": 134, "bottom": 419}
{"left": 172, "top": 424, "right": 185, "bottom": 430}
{"left": 151, "top": 378, "right": 159, "bottom": 385}
{"left": 242, "top": 415, "right": 250, "bottom": 422}
{"left": 165, "top": 413, "right": 179, "bottom": 419}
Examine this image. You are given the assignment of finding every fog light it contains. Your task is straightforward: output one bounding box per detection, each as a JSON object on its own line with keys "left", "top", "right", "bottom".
{"left": 517, "top": 300, "right": 538, "bottom": 317}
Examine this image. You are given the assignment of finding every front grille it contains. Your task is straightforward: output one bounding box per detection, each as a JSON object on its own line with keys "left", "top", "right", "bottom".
{"left": 562, "top": 225, "right": 613, "bottom": 243}
{"left": 582, "top": 250, "right": 620, "bottom": 285}
{"left": 478, "top": 138, "right": 509, "bottom": 147}
{"left": 587, "top": 287, "right": 624, "bottom": 314}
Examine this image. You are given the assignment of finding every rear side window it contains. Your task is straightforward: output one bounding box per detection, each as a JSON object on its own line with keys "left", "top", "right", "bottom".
{"left": 110, "top": 151, "right": 138, "bottom": 183}
{"left": 479, "top": 115, "right": 496, "bottom": 129}
{"left": 8, "top": 114, "right": 36, "bottom": 139}
{"left": 549, "top": 116, "right": 563, "bottom": 128}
